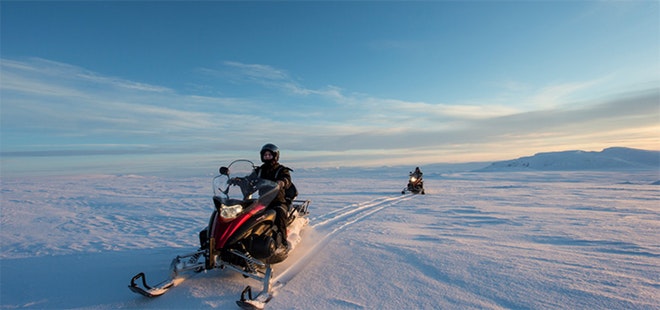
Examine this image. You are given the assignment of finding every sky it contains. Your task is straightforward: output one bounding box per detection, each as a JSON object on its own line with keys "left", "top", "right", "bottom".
{"left": 1, "top": 1, "right": 659, "bottom": 175}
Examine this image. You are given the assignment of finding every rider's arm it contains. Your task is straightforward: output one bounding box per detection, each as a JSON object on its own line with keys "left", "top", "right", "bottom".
{"left": 276, "top": 167, "right": 292, "bottom": 189}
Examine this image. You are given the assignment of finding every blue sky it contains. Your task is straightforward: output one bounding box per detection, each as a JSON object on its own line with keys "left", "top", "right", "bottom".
{"left": 1, "top": 1, "right": 658, "bottom": 175}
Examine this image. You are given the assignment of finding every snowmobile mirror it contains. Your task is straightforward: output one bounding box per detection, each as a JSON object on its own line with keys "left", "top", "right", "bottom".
{"left": 219, "top": 167, "right": 229, "bottom": 175}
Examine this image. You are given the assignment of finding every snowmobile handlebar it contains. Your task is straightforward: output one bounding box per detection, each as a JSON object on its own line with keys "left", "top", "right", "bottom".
{"left": 213, "top": 159, "right": 279, "bottom": 207}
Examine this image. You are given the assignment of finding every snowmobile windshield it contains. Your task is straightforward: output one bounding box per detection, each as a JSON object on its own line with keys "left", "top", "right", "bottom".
{"left": 213, "top": 159, "right": 279, "bottom": 207}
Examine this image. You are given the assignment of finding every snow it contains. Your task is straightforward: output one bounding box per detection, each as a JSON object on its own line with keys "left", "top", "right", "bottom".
{"left": 1, "top": 149, "right": 659, "bottom": 309}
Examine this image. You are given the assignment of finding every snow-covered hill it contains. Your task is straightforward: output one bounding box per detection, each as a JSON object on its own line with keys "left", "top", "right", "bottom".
{"left": 478, "top": 147, "right": 659, "bottom": 171}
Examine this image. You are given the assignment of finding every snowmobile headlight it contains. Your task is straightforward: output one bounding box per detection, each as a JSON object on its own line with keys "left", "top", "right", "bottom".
{"left": 410, "top": 176, "right": 417, "bottom": 182}
{"left": 220, "top": 204, "right": 244, "bottom": 219}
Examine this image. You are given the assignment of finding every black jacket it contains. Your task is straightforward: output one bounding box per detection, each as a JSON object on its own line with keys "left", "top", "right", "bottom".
{"left": 254, "top": 162, "right": 292, "bottom": 207}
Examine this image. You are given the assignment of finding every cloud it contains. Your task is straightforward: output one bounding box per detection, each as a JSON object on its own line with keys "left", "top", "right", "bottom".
{"left": 199, "top": 61, "right": 303, "bottom": 94}
{"left": 1, "top": 58, "right": 242, "bottom": 151}
{"left": 223, "top": 61, "right": 290, "bottom": 81}
{"left": 286, "top": 88, "right": 659, "bottom": 155}
{"left": 3, "top": 58, "right": 171, "bottom": 94}
{"left": 2, "top": 57, "right": 657, "bottom": 168}
{"left": 527, "top": 76, "right": 612, "bottom": 109}
{"left": 202, "top": 61, "right": 521, "bottom": 128}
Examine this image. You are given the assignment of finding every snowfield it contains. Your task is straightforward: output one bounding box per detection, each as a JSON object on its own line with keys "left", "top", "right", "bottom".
{"left": 1, "top": 156, "right": 659, "bottom": 309}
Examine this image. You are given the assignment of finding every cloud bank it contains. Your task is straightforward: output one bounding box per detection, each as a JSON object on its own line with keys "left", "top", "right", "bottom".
{"left": 1, "top": 57, "right": 658, "bottom": 172}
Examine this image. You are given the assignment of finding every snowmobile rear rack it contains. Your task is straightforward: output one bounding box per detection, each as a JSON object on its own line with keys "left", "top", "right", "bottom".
{"left": 291, "top": 199, "right": 310, "bottom": 216}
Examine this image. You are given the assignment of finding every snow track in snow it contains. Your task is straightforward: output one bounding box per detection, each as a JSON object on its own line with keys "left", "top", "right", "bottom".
{"left": 311, "top": 195, "right": 413, "bottom": 232}
{"left": 272, "top": 195, "right": 413, "bottom": 289}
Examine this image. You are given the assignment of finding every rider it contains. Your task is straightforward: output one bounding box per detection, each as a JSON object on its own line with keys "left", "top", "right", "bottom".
{"left": 411, "top": 167, "right": 423, "bottom": 179}
{"left": 253, "top": 143, "right": 292, "bottom": 248}
{"left": 409, "top": 167, "right": 424, "bottom": 192}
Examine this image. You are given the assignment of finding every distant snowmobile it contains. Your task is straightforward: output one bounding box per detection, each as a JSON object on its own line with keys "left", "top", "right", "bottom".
{"left": 402, "top": 168, "right": 425, "bottom": 195}
{"left": 128, "top": 159, "right": 310, "bottom": 309}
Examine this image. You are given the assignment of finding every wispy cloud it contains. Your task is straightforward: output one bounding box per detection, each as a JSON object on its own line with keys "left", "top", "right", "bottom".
{"left": 2, "top": 58, "right": 230, "bottom": 151}
{"left": 201, "top": 61, "right": 520, "bottom": 124}
{"left": 3, "top": 58, "right": 172, "bottom": 94}
{"left": 527, "top": 77, "right": 612, "bottom": 109}
{"left": 223, "top": 61, "right": 290, "bottom": 81}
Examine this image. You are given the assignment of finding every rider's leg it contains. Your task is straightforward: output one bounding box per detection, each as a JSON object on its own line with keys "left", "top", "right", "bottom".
{"left": 272, "top": 205, "right": 289, "bottom": 247}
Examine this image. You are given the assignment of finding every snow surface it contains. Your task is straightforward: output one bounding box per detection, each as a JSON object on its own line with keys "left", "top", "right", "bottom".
{"left": 1, "top": 152, "right": 659, "bottom": 309}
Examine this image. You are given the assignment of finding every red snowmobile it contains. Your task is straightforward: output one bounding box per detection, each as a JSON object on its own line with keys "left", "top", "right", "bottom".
{"left": 128, "top": 159, "right": 310, "bottom": 309}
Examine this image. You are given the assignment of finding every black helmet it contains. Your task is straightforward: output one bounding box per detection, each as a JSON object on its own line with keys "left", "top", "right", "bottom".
{"left": 260, "top": 143, "right": 280, "bottom": 162}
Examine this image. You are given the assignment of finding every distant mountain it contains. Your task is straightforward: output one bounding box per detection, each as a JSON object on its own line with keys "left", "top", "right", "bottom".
{"left": 477, "top": 147, "right": 659, "bottom": 171}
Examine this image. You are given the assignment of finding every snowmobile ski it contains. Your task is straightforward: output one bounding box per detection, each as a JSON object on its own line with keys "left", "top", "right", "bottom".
{"left": 236, "top": 285, "right": 272, "bottom": 310}
{"left": 128, "top": 272, "right": 176, "bottom": 298}
{"left": 128, "top": 250, "right": 204, "bottom": 297}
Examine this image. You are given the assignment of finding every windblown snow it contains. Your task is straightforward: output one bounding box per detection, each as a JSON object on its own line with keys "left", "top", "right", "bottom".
{"left": 1, "top": 147, "right": 659, "bottom": 309}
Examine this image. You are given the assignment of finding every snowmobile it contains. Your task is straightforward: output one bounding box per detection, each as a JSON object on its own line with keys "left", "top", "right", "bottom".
{"left": 401, "top": 172, "right": 425, "bottom": 195}
{"left": 128, "top": 159, "right": 310, "bottom": 309}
